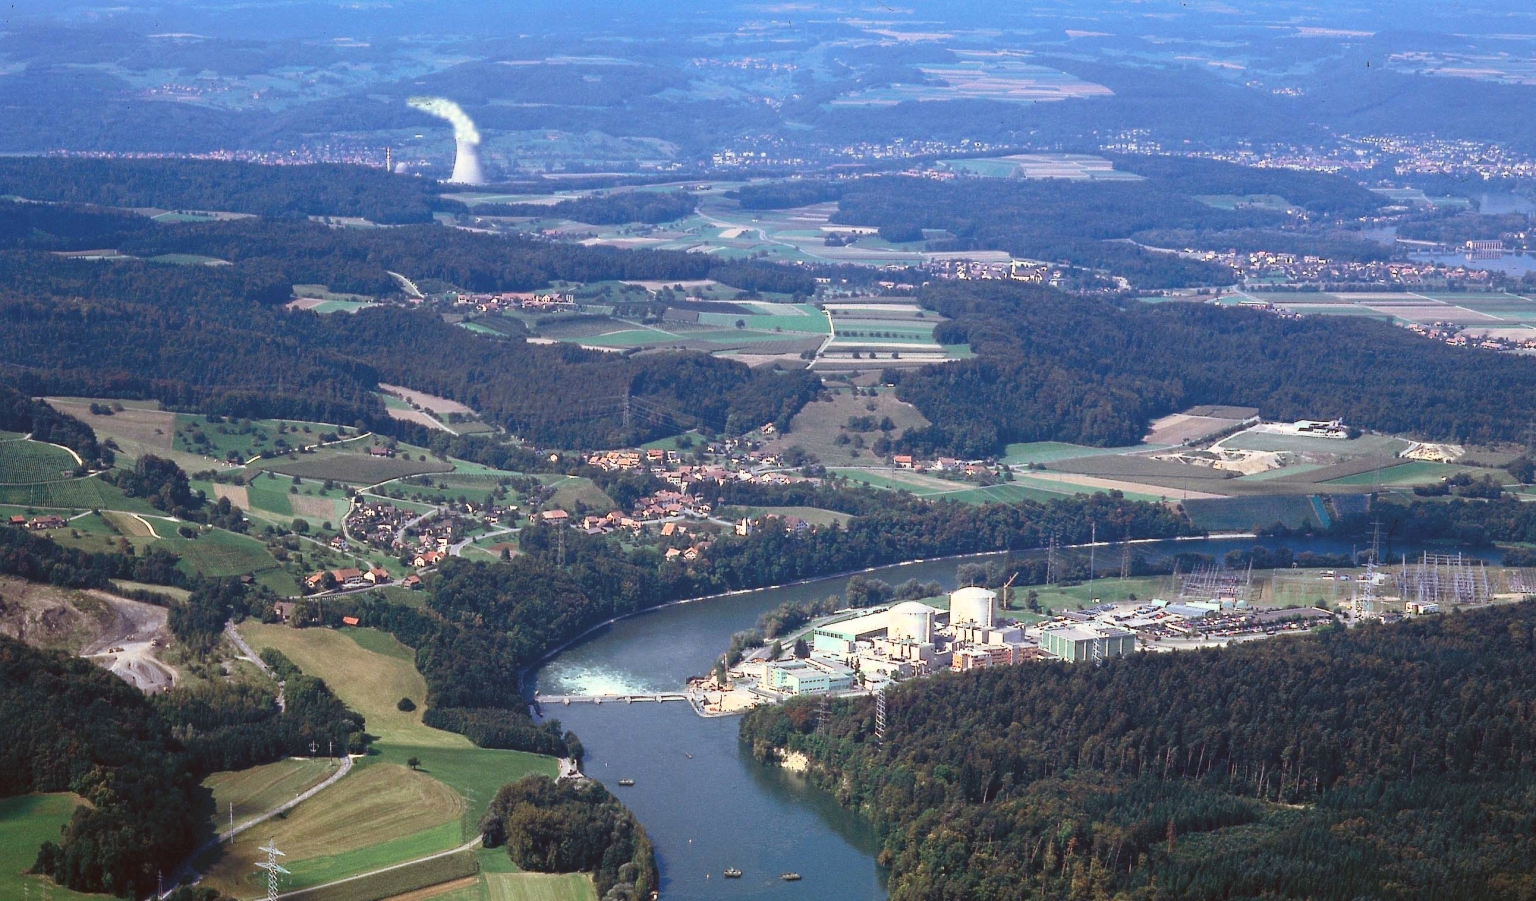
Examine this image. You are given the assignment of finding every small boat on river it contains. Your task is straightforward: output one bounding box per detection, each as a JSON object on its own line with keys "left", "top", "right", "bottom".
{"left": 781, "top": 872, "right": 802, "bottom": 881}
{"left": 724, "top": 868, "right": 742, "bottom": 878}
{"left": 618, "top": 778, "right": 636, "bottom": 786}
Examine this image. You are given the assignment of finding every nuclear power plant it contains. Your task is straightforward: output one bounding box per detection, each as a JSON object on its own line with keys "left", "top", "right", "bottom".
{"left": 406, "top": 96, "right": 486, "bottom": 185}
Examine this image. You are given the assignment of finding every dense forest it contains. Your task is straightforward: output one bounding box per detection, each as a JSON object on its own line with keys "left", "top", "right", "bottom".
{"left": 0, "top": 157, "right": 457, "bottom": 223}
{"left": 152, "top": 648, "right": 368, "bottom": 773}
{"left": 0, "top": 635, "right": 201, "bottom": 897}
{"left": 741, "top": 602, "right": 1536, "bottom": 901}
{"left": 889, "top": 280, "right": 1536, "bottom": 456}
{"left": 481, "top": 776, "right": 656, "bottom": 901}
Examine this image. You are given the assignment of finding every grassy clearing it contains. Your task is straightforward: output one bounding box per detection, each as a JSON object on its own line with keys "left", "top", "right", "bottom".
{"left": 204, "top": 758, "right": 338, "bottom": 834}
{"left": 0, "top": 794, "right": 103, "bottom": 901}
{"left": 540, "top": 476, "right": 614, "bottom": 514}
{"left": 759, "top": 391, "right": 930, "bottom": 467}
{"left": 733, "top": 505, "right": 852, "bottom": 527}
{"left": 174, "top": 415, "right": 344, "bottom": 464}
{"left": 1025, "top": 576, "right": 1173, "bottom": 612}
{"left": 111, "top": 579, "right": 192, "bottom": 601}
{"left": 241, "top": 623, "right": 451, "bottom": 748}
{"left": 0, "top": 439, "right": 77, "bottom": 483}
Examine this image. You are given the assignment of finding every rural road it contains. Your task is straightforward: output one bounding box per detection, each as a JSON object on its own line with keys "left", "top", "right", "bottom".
{"left": 155, "top": 754, "right": 355, "bottom": 899}
{"left": 225, "top": 620, "right": 270, "bottom": 676}
{"left": 272, "top": 835, "right": 483, "bottom": 900}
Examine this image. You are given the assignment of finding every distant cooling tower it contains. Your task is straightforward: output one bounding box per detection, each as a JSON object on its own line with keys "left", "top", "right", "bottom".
{"left": 406, "top": 96, "right": 486, "bottom": 185}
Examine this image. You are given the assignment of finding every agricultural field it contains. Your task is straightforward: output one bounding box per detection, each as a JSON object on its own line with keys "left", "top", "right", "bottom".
{"left": 936, "top": 153, "right": 1140, "bottom": 181}
{"left": 0, "top": 794, "right": 103, "bottom": 901}
{"left": 1003, "top": 442, "right": 1138, "bottom": 466}
{"left": 818, "top": 302, "right": 956, "bottom": 370}
{"left": 0, "top": 475, "right": 157, "bottom": 512}
{"left": 43, "top": 398, "right": 215, "bottom": 471}
{"left": 164, "top": 529, "right": 297, "bottom": 594}
{"left": 204, "top": 758, "right": 339, "bottom": 834}
{"left": 0, "top": 436, "right": 79, "bottom": 483}
{"left": 249, "top": 441, "right": 455, "bottom": 485}
{"left": 430, "top": 867, "right": 598, "bottom": 901}
{"left": 1232, "top": 290, "right": 1536, "bottom": 343}
{"left": 200, "top": 763, "right": 465, "bottom": 896}
{"left": 224, "top": 625, "right": 557, "bottom": 899}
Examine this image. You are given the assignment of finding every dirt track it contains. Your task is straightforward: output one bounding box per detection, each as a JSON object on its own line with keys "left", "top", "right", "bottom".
{"left": 82, "top": 592, "right": 179, "bottom": 693}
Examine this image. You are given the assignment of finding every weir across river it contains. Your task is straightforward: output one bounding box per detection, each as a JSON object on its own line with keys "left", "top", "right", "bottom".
{"left": 535, "top": 693, "right": 690, "bottom": 705}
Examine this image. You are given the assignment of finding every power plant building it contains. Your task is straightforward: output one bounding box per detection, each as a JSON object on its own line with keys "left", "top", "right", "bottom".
{"left": 764, "top": 658, "right": 856, "bottom": 696}
{"left": 1039, "top": 624, "right": 1136, "bottom": 663}
{"left": 811, "top": 601, "right": 938, "bottom": 655}
{"left": 949, "top": 586, "right": 997, "bottom": 629}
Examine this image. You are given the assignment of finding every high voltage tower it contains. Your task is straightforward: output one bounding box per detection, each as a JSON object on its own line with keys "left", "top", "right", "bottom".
{"left": 816, "top": 692, "right": 830, "bottom": 738}
{"left": 875, "top": 684, "right": 888, "bottom": 744}
{"left": 257, "top": 841, "right": 290, "bottom": 901}
{"left": 1045, "top": 532, "right": 1059, "bottom": 585}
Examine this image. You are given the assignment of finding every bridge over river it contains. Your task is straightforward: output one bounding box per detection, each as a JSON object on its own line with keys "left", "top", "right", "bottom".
{"left": 535, "top": 693, "right": 691, "bottom": 705}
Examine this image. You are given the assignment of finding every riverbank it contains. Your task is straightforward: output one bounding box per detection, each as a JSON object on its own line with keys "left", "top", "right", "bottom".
{"left": 530, "top": 532, "right": 1257, "bottom": 671}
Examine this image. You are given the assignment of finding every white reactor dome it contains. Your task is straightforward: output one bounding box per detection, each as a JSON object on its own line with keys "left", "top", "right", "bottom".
{"left": 887, "top": 600, "right": 935, "bottom": 644}
{"left": 949, "top": 586, "right": 996, "bottom": 629}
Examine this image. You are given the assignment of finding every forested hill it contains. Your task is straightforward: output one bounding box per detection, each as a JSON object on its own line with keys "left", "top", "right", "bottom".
{"left": 0, "top": 157, "right": 458, "bottom": 223}
{"left": 0, "top": 635, "right": 201, "bottom": 897}
{"left": 741, "top": 603, "right": 1536, "bottom": 901}
{"left": 889, "top": 281, "right": 1536, "bottom": 457}
{"left": 0, "top": 209, "right": 819, "bottom": 447}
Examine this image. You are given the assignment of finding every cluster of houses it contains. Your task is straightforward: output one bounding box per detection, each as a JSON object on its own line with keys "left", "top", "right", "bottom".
{"left": 11, "top": 514, "right": 66, "bottom": 530}
{"left": 927, "top": 258, "right": 1060, "bottom": 284}
{"left": 303, "top": 566, "right": 392, "bottom": 592}
{"left": 583, "top": 449, "right": 677, "bottom": 471}
{"left": 890, "top": 455, "right": 990, "bottom": 476}
{"left": 344, "top": 501, "right": 415, "bottom": 549}
{"left": 452, "top": 291, "right": 576, "bottom": 313}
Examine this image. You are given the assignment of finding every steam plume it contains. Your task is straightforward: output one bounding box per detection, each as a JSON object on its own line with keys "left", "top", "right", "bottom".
{"left": 407, "top": 96, "right": 485, "bottom": 185}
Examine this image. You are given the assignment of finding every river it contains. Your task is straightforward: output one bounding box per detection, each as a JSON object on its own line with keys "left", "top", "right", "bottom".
{"left": 532, "top": 535, "right": 1497, "bottom": 899}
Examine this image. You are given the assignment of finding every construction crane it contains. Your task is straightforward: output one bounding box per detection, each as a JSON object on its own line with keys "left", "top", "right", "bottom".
{"left": 1000, "top": 571, "right": 1019, "bottom": 610}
